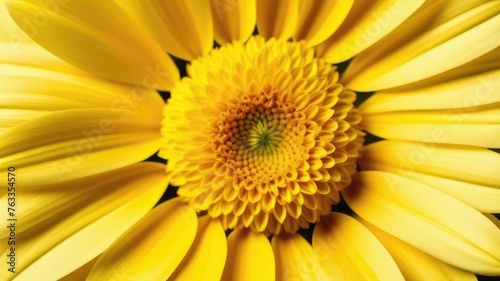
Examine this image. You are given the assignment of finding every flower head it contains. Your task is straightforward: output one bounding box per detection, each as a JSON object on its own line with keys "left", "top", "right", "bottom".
{"left": 161, "top": 37, "right": 363, "bottom": 234}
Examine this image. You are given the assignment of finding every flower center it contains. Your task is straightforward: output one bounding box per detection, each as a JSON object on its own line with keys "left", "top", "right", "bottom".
{"left": 215, "top": 90, "right": 308, "bottom": 191}
{"left": 244, "top": 116, "right": 282, "bottom": 156}
{"left": 160, "top": 36, "right": 364, "bottom": 235}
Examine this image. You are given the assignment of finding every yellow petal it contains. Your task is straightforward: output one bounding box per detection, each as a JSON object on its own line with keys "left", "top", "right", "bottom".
{"left": 344, "top": 1, "right": 500, "bottom": 91}
{"left": 6, "top": 0, "right": 179, "bottom": 90}
{"left": 342, "top": 171, "right": 500, "bottom": 275}
{"left": 169, "top": 216, "right": 227, "bottom": 281}
{"left": 292, "top": 0, "right": 353, "bottom": 47}
{"left": 427, "top": 0, "right": 492, "bottom": 25}
{"left": 0, "top": 64, "right": 164, "bottom": 135}
{"left": 0, "top": 42, "right": 83, "bottom": 74}
{"left": 0, "top": 162, "right": 167, "bottom": 238}
{"left": 313, "top": 212, "right": 403, "bottom": 281}
{"left": 0, "top": 162, "right": 167, "bottom": 281}
{"left": 0, "top": 0, "right": 32, "bottom": 43}
{"left": 316, "top": 0, "right": 424, "bottom": 63}
{"left": 58, "top": 256, "right": 99, "bottom": 281}
{"left": 88, "top": 198, "right": 198, "bottom": 281}
{"left": 118, "top": 0, "right": 213, "bottom": 61}
{"left": 256, "top": 0, "right": 298, "bottom": 40}
{"left": 359, "top": 140, "right": 500, "bottom": 213}
{"left": 0, "top": 108, "right": 163, "bottom": 186}
{"left": 0, "top": 4, "right": 79, "bottom": 80}
{"left": 210, "top": 0, "right": 256, "bottom": 45}
{"left": 359, "top": 217, "right": 477, "bottom": 281}
{"left": 484, "top": 214, "right": 500, "bottom": 229}
{"left": 369, "top": 46, "right": 500, "bottom": 92}
{"left": 272, "top": 233, "right": 329, "bottom": 281}
{"left": 221, "top": 228, "right": 275, "bottom": 281}
{"left": 359, "top": 68, "right": 500, "bottom": 114}
{"left": 361, "top": 103, "right": 500, "bottom": 148}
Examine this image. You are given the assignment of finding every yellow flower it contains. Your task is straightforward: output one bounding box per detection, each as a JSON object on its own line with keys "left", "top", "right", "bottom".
{"left": 162, "top": 37, "right": 364, "bottom": 236}
{"left": 0, "top": 0, "right": 499, "bottom": 280}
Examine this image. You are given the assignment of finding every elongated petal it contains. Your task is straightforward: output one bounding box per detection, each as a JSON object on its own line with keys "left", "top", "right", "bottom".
{"left": 88, "top": 198, "right": 198, "bottom": 281}
{"left": 359, "top": 217, "right": 476, "bottom": 281}
{"left": 118, "top": 0, "right": 213, "bottom": 61}
{"left": 0, "top": 2, "right": 77, "bottom": 77}
{"left": 313, "top": 212, "right": 403, "bottom": 280}
{"left": 221, "top": 228, "right": 275, "bottom": 281}
{"left": 359, "top": 140, "right": 500, "bottom": 212}
{"left": 272, "top": 233, "right": 330, "bottom": 281}
{"left": 0, "top": 42, "right": 83, "bottom": 74}
{"left": 0, "top": 162, "right": 166, "bottom": 238}
{"left": 6, "top": 0, "right": 179, "bottom": 90}
{"left": 344, "top": 1, "right": 500, "bottom": 91}
{"left": 342, "top": 171, "right": 500, "bottom": 275}
{"left": 0, "top": 162, "right": 167, "bottom": 281}
{"left": 0, "top": 0, "right": 32, "bottom": 43}
{"left": 0, "top": 64, "right": 163, "bottom": 135}
{"left": 485, "top": 214, "right": 500, "bottom": 229}
{"left": 359, "top": 69, "right": 500, "bottom": 113}
{"left": 367, "top": 46, "right": 500, "bottom": 92}
{"left": 58, "top": 256, "right": 99, "bottom": 281}
{"left": 210, "top": 0, "right": 256, "bottom": 44}
{"left": 361, "top": 103, "right": 500, "bottom": 148}
{"left": 292, "top": 0, "right": 353, "bottom": 47}
{"left": 169, "top": 216, "right": 227, "bottom": 281}
{"left": 338, "top": 1, "right": 468, "bottom": 75}
{"left": 428, "top": 0, "right": 492, "bottom": 25}
{"left": 316, "top": 0, "right": 424, "bottom": 63}
{"left": 256, "top": 0, "right": 297, "bottom": 40}
{"left": 0, "top": 108, "right": 163, "bottom": 186}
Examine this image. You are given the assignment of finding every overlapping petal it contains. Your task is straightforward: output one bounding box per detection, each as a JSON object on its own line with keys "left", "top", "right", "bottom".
{"left": 0, "top": 162, "right": 167, "bottom": 281}
{"left": 0, "top": 56, "right": 165, "bottom": 185}
{"left": 0, "top": 41, "right": 84, "bottom": 75}
{"left": 0, "top": 63, "right": 163, "bottom": 136}
{"left": 344, "top": 0, "right": 500, "bottom": 91}
{"left": 87, "top": 198, "right": 198, "bottom": 281}
{"left": 359, "top": 69, "right": 500, "bottom": 113}
{"left": 359, "top": 217, "right": 476, "bottom": 280}
{"left": 272, "top": 233, "right": 330, "bottom": 281}
{"left": 0, "top": 162, "right": 167, "bottom": 238}
{"left": 256, "top": 0, "right": 298, "bottom": 40}
{"left": 0, "top": 0, "right": 73, "bottom": 84}
{"left": 0, "top": 0, "right": 32, "bottom": 44}
{"left": 292, "top": 0, "right": 353, "bottom": 47}
{"left": 169, "top": 216, "right": 227, "bottom": 281}
{"left": 58, "top": 256, "right": 99, "bottom": 281}
{"left": 369, "top": 46, "right": 500, "bottom": 91}
{"left": 313, "top": 212, "right": 404, "bottom": 280}
{"left": 6, "top": 0, "right": 179, "bottom": 90}
{"left": 0, "top": 107, "right": 163, "bottom": 186}
{"left": 360, "top": 68, "right": 500, "bottom": 148}
{"left": 221, "top": 228, "right": 275, "bottom": 281}
{"left": 343, "top": 171, "right": 500, "bottom": 275}
{"left": 316, "top": 0, "right": 424, "bottom": 63}
{"left": 485, "top": 214, "right": 500, "bottom": 229}
{"left": 360, "top": 103, "right": 500, "bottom": 148}
{"left": 359, "top": 140, "right": 500, "bottom": 212}
{"left": 118, "top": 0, "right": 213, "bottom": 61}
{"left": 210, "top": 0, "right": 256, "bottom": 45}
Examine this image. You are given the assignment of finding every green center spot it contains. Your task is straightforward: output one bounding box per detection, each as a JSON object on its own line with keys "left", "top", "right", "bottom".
{"left": 245, "top": 118, "right": 282, "bottom": 156}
